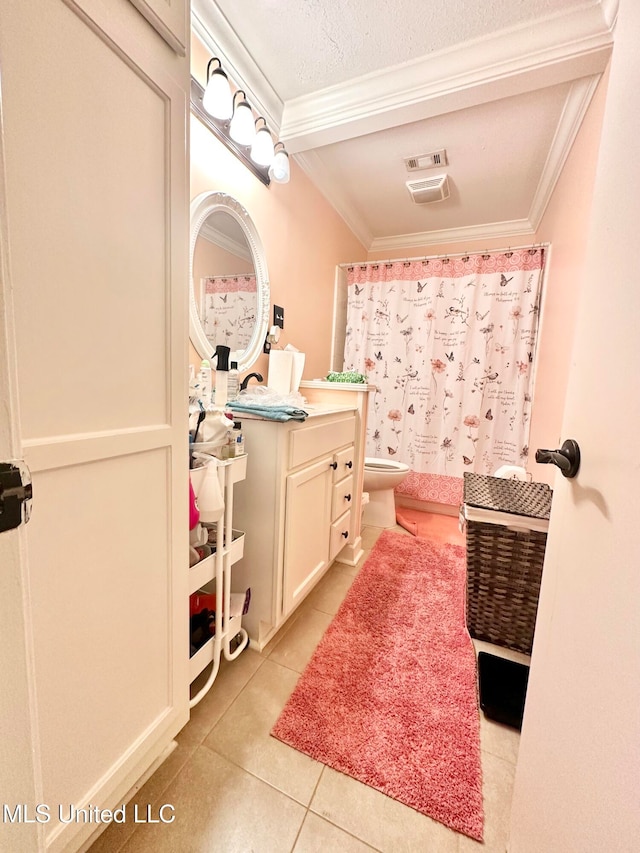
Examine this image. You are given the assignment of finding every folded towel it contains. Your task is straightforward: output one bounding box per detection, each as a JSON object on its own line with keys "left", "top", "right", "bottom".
{"left": 226, "top": 403, "right": 308, "bottom": 422}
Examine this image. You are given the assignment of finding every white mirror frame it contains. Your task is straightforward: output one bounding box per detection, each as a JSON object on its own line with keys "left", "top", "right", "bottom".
{"left": 189, "top": 191, "right": 270, "bottom": 371}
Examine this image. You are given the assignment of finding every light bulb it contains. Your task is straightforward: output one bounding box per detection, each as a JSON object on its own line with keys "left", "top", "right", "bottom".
{"left": 202, "top": 67, "right": 232, "bottom": 120}
{"left": 229, "top": 94, "right": 256, "bottom": 146}
{"left": 269, "top": 147, "right": 290, "bottom": 183}
{"left": 250, "top": 122, "right": 275, "bottom": 167}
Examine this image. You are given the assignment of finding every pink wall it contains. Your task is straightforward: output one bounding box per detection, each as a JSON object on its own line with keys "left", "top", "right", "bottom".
{"left": 366, "top": 70, "right": 610, "bottom": 486}
{"left": 191, "top": 28, "right": 609, "bottom": 476}
{"left": 190, "top": 35, "right": 367, "bottom": 383}
{"left": 529, "top": 66, "right": 610, "bottom": 482}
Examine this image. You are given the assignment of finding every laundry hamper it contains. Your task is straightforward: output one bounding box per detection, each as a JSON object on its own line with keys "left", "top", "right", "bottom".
{"left": 462, "top": 472, "right": 552, "bottom": 655}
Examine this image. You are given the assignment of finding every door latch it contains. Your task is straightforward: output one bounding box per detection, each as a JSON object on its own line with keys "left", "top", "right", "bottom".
{"left": 0, "top": 461, "right": 33, "bottom": 532}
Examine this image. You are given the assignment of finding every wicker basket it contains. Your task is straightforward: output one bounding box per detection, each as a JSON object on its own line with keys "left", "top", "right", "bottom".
{"left": 463, "top": 473, "right": 552, "bottom": 655}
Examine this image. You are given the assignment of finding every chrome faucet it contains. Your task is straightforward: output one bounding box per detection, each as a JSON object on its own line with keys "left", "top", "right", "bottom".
{"left": 239, "top": 371, "right": 263, "bottom": 391}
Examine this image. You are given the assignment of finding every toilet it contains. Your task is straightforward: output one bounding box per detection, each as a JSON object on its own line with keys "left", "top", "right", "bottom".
{"left": 362, "top": 457, "right": 410, "bottom": 528}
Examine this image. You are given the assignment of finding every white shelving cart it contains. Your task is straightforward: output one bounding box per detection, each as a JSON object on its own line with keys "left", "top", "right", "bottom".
{"left": 189, "top": 453, "right": 249, "bottom": 707}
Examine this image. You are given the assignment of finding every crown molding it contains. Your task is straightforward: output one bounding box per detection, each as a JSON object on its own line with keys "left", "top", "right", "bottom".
{"left": 279, "top": 5, "right": 614, "bottom": 153}
{"left": 369, "top": 219, "right": 535, "bottom": 254}
{"left": 528, "top": 74, "right": 601, "bottom": 230}
{"left": 598, "top": 0, "right": 619, "bottom": 29}
{"left": 191, "top": 0, "right": 283, "bottom": 135}
{"left": 199, "top": 222, "right": 253, "bottom": 263}
{"left": 293, "top": 151, "right": 374, "bottom": 251}
{"left": 298, "top": 74, "right": 600, "bottom": 255}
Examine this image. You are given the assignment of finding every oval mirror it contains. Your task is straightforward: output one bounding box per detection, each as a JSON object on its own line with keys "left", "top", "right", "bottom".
{"left": 189, "top": 192, "right": 270, "bottom": 371}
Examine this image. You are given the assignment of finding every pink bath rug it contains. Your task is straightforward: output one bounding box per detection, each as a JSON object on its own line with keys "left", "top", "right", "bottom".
{"left": 271, "top": 530, "right": 484, "bottom": 841}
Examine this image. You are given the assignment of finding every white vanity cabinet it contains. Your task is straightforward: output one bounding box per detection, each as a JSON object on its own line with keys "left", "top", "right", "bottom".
{"left": 232, "top": 408, "right": 357, "bottom": 649}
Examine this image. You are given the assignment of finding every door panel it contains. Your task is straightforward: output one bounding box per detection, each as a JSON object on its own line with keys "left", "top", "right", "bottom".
{"left": 6, "top": 1, "right": 169, "bottom": 438}
{"left": 29, "top": 450, "right": 174, "bottom": 805}
{"left": 0, "top": 1, "right": 188, "bottom": 850}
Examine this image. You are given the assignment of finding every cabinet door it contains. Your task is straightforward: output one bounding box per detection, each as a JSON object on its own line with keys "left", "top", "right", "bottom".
{"left": 283, "top": 456, "right": 333, "bottom": 616}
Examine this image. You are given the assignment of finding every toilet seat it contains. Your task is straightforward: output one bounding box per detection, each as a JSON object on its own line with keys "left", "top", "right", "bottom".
{"left": 364, "top": 457, "right": 408, "bottom": 472}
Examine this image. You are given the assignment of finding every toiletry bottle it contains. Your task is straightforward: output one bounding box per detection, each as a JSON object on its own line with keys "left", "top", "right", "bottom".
{"left": 213, "top": 345, "right": 230, "bottom": 408}
{"left": 227, "top": 361, "right": 239, "bottom": 402}
{"left": 233, "top": 421, "right": 244, "bottom": 456}
{"left": 199, "top": 359, "right": 212, "bottom": 408}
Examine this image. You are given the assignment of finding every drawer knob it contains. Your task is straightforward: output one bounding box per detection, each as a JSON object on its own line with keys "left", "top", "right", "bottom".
{"left": 341, "top": 530, "right": 349, "bottom": 538}
{"left": 345, "top": 493, "right": 352, "bottom": 502}
{"left": 329, "top": 461, "right": 338, "bottom": 470}
{"left": 346, "top": 460, "right": 353, "bottom": 469}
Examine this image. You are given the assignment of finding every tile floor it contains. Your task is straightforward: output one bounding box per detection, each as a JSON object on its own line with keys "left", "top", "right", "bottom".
{"left": 89, "top": 517, "right": 529, "bottom": 853}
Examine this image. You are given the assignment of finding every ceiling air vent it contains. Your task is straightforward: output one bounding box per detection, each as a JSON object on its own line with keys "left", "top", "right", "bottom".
{"left": 406, "top": 174, "right": 450, "bottom": 204}
{"left": 404, "top": 149, "right": 448, "bottom": 171}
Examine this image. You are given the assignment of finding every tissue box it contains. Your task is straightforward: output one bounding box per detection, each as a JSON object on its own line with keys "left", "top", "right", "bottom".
{"left": 268, "top": 350, "right": 305, "bottom": 394}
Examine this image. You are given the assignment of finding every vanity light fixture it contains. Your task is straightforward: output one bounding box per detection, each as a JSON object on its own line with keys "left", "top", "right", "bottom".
{"left": 250, "top": 117, "right": 275, "bottom": 167}
{"left": 191, "top": 57, "right": 292, "bottom": 187}
{"left": 202, "top": 57, "right": 233, "bottom": 120}
{"left": 229, "top": 90, "right": 256, "bottom": 146}
{"left": 269, "top": 143, "right": 290, "bottom": 184}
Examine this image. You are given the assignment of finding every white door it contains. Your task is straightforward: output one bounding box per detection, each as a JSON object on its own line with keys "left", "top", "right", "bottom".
{"left": 0, "top": 119, "right": 41, "bottom": 853}
{"left": 508, "top": 0, "right": 640, "bottom": 849}
{"left": 0, "top": 2, "right": 189, "bottom": 851}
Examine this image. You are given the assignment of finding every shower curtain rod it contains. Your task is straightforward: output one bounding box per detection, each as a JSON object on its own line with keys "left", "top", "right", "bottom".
{"left": 339, "top": 242, "right": 550, "bottom": 269}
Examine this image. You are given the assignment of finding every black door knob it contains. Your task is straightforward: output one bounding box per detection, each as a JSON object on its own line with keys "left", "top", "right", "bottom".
{"left": 535, "top": 439, "right": 580, "bottom": 478}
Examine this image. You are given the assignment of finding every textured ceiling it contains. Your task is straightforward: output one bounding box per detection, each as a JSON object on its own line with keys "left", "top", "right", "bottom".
{"left": 194, "top": 0, "right": 614, "bottom": 247}
{"left": 311, "top": 83, "right": 570, "bottom": 240}
{"left": 211, "top": 0, "right": 598, "bottom": 99}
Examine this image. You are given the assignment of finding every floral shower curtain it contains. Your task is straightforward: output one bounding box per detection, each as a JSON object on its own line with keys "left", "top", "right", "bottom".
{"left": 343, "top": 248, "right": 545, "bottom": 503}
{"left": 201, "top": 274, "right": 257, "bottom": 352}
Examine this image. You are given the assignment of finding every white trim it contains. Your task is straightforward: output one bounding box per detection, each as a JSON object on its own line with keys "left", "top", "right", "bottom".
{"left": 313, "top": 72, "right": 600, "bottom": 254}
{"left": 191, "top": 0, "right": 283, "bottom": 135}
{"left": 279, "top": 5, "right": 614, "bottom": 153}
{"left": 199, "top": 221, "right": 253, "bottom": 263}
{"left": 339, "top": 242, "right": 550, "bottom": 268}
{"left": 128, "top": 0, "right": 187, "bottom": 56}
{"left": 23, "top": 425, "right": 175, "bottom": 472}
{"left": 369, "top": 219, "right": 535, "bottom": 253}
{"left": 528, "top": 75, "right": 601, "bottom": 230}
{"left": 598, "top": 0, "right": 620, "bottom": 29}
{"left": 0, "top": 26, "right": 45, "bottom": 849}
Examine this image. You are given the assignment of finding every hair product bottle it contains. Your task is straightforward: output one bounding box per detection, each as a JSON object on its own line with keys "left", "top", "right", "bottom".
{"left": 213, "top": 345, "right": 230, "bottom": 408}
{"left": 227, "top": 360, "right": 239, "bottom": 402}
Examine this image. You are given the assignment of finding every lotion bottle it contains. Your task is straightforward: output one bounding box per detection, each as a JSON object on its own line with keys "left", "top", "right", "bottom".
{"left": 198, "top": 359, "right": 212, "bottom": 408}
{"left": 227, "top": 361, "right": 239, "bottom": 402}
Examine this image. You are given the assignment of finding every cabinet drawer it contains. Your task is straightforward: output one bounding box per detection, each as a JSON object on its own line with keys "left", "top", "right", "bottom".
{"left": 331, "top": 475, "right": 354, "bottom": 521}
{"left": 289, "top": 415, "right": 356, "bottom": 470}
{"left": 333, "top": 445, "right": 355, "bottom": 483}
{"left": 329, "top": 509, "right": 352, "bottom": 561}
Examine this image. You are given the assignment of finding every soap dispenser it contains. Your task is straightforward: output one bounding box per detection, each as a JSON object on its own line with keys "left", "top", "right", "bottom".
{"left": 213, "top": 344, "right": 230, "bottom": 408}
